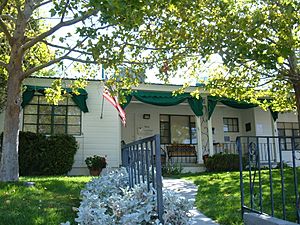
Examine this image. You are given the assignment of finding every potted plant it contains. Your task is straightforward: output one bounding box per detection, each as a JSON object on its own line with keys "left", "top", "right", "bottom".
{"left": 85, "top": 155, "right": 107, "bottom": 176}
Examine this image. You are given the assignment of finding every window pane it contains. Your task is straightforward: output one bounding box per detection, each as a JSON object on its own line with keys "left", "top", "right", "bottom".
{"left": 293, "top": 129, "right": 300, "bottom": 137}
{"left": 68, "top": 106, "right": 81, "bottom": 115}
{"left": 54, "top": 106, "right": 66, "bottom": 115}
{"left": 293, "top": 123, "right": 299, "bottom": 129}
{"left": 278, "top": 129, "right": 285, "bottom": 136}
{"left": 191, "top": 127, "right": 197, "bottom": 144}
{"left": 160, "top": 122, "right": 169, "bottom": 130}
{"left": 24, "top": 115, "right": 37, "bottom": 124}
{"left": 31, "top": 96, "right": 39, "bottom": 104}
{"left": 68, "top": 126, "right": 80, "bottom": 135}
{"left": 53, "top": 125, "right": 66, "bottom": 134}
{"left": 38, "top": 125, "right": 51, "bottom": 134}
{"left": 39, "top": 105, "right": 52, "bottom": 114}
{"left": 160, "top": 129, "right": 169, "bottom": 137}
{"left": 39, "top": 97, "right": 49, "bottom": 104}
{"left": 277, "top": 122, "right": 284, "bottom": 129}
{"left": 39, "top": 115, "right": 51, "bottom": 124}
{"left": 59, "top": 98, "right": 68, "bottom": 105}
{"left": 23, "top": 124, "right": 36, "bottom": 133}
{"left": 24, "top": 105, "right": 38, "bottom": 114}
{"left": 68, "top": 116, "right": 80, "bottom": 125}
{"left": 68, "top": 98, "right": 77, "bottom": 106}
{"left": 223, "top": 125, "right": 229, "bottom": 132}
{"left": 161, "top": 137, "right": 169, "bottom": 144}
{"left": 285, "top": 123, "right": 292, "bottom": 129}
{"left": 285, "top": 130, "right": 293, "bottom": 136}
{"left": 170, "top": 116, "right": 190, "bottom": 144}
{"left": 223, "top": 118, "right": 239, "bottom": 132}
{"left": 54, "top": 116, "right": 66, "bottom": 124}
{"left": 160, "top": 115, "right": 169, "bottom": 122}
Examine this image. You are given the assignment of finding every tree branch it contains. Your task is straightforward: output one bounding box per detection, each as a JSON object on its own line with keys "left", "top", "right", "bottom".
{"left": 23, "top": 36, "right": 90, "bottom": 77}
{"left": 0, "top": 60, "right": 8, "bottom": 69}
{"left": 42, "top": 40, "right": 93, "bottom": 55}
{"left": 22, "top": 9, "right": 97, "bottom": 51}
{"left": 0, "top": 0, "right": 8, "bottom": 14}
{"left": 63, "top": 56, "right": 97, "bottom": 64}
{"left": 0, "top": 14, "right": 17, "bottom": 23}
{"left": 0, "top": 19, "right": 12, "bottom": 43}
{"left": 33, "top": 0, "right": 52, "bottom": 10}
{"left": 60, "top": 0, "right": 70, "bottom": 23}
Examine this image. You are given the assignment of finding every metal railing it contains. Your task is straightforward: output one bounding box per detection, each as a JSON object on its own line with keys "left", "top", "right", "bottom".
{"left": 238, "top": 136, "right": 300, "bottom": 224}
{"left": 214, "top": 141, "right": 277, "bottom": 162}
{"left": 121, "top": 134, "right": 164, "bottom": 223}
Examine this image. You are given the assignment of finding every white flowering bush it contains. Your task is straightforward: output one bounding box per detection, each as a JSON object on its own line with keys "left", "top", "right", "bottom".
{"left": 61, "top": 168, "right": 192, "bottom": 225}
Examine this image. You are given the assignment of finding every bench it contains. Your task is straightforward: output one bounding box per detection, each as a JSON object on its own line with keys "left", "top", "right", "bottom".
{"left": 166, "top": 144, "right": 197, "bottom": 163}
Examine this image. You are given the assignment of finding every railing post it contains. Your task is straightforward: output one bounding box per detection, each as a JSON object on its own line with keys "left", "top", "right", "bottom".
{"left": 237, "top": 137, "right": 245, "bottom": 219}
{"left": 155, "top": 134, "right": 164, "bottom": 223}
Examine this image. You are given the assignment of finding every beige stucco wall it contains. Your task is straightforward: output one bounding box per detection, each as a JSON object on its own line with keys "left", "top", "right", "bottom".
{"left": 211, "top": 105, "right": 256, "bottom": 143}
{"left": 122, "top": 102, "right": 195, "bottom": 143}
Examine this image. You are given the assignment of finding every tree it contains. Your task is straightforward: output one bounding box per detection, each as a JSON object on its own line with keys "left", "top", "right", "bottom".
{"left": 115, "top": 0, "right": 299, "bottom": 118}
{"left": 0, "top": 0, "right": 171, "bottom": 181}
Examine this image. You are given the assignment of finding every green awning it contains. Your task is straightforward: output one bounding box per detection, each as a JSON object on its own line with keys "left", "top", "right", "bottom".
{"left": 207, "top": 96, "right": 278, "bottom": 121}
{"left": 22, "top": 85, "right": 89, "bottom": 113}
{"left": 122, "top": 90, "right": 203, "bottom": 117}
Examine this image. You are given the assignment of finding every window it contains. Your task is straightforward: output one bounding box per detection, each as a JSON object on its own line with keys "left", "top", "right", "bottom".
{"left": 277, "top": 122, "right": 300, "bottom": 150}
{"left": 159, "top": 115, "right": 197, "bottom": 144}
{"left": 23, "top": 95, "right": 82, "bottom": 135}
{"left": 223, "top": 117, "right": 239, "bottom": 132}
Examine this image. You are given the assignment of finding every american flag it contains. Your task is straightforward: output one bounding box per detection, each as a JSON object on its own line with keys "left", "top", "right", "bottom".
{"left": 103, "top": 89, "right": 126, "bottom": 126}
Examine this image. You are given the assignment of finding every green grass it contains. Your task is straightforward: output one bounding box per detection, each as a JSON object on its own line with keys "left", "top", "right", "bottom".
{"left": 179, "top": 168, "right": 300, "bottom": 225}
{"left": 0, "top": 176, "right": 91, "bottom": 225}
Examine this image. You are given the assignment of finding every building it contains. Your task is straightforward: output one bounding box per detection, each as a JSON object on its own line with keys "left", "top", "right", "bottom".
{"left": 0, "top": 77, "right": 299, "bottom": 174}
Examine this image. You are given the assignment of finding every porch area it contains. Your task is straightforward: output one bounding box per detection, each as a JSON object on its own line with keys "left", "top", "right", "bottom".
{"left": 121, "top": 87, "right": 280, "bottom": 169}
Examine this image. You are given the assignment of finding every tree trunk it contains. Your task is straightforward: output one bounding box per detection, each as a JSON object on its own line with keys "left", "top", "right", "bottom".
{"left": 0, "top": 73, "right": 22, "bottom": 181}
{"left": 293, "top": 82, "right": 300, "bottom": 131}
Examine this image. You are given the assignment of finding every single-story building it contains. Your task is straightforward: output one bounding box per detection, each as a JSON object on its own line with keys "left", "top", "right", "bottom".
{"left": 0, "top": 77, "right": 299, "bottom": 174}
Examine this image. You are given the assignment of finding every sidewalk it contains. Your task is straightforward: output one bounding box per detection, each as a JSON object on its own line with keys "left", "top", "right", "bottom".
{"left": 163, "top": 178, "right": 219, "bottom": 225}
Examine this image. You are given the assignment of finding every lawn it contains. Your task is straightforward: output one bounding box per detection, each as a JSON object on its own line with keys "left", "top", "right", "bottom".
{"left": 180, "top": 168, "right": 300, "bottom": 225}
{"left": 0, "top": 176, "right": 91, "bottom": 225}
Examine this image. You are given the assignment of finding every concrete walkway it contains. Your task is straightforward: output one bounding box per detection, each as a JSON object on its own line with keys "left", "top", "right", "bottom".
{"left": 163, "top": 178, "right": 219, "bottom": 225}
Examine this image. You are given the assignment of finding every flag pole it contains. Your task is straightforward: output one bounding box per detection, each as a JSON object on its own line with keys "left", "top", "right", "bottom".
{"left": 100, "top": 88, "right": 105, "bottom": 119}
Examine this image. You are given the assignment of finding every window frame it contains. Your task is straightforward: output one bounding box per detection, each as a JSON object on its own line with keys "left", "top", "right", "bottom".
{"left": 277, "top": 122, "right": 300, "bottom": 150}
{"left": 23, "top": 95, "right": 82, "bottom": 136}
{"left": 159, "top": 114, "right": 197, "bottom": 145}
{"left": 223, "top": 117, "right": 239, "bottom": 133}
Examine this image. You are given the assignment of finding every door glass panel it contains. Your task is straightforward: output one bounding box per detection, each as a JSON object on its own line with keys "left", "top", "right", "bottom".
{"left": 170, "top": 116, "right": 190, "bottom": 144}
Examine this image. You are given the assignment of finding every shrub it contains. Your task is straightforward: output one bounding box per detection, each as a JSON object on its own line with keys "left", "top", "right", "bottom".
{"left": 61, "top": 168, "right": 192, "bottom": 225}
{"left": 205, "top": 153, "right": 246, "bottom": 172}
{"left": 162, "top": 162, "right": 183, "bottom": 176}
{"left": 1, "top": 131, "right": 77, "bottom": 175}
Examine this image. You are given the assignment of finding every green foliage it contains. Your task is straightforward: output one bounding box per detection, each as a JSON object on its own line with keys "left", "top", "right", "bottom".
{"left": 205, "top": 153, "right": 245, "bottom": 172}
{"left": 0, "top": 176, "right": 91, "bottom": 225}
{"left": 85, "top": 155, "right": 107, "bottom": 170}
{"left": 162, "top": 162, "right": 183, "bottom": 176}
{"left": 1, "top": 132, "right": 78, "bottom": 175}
